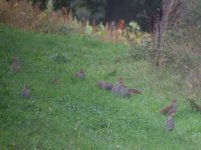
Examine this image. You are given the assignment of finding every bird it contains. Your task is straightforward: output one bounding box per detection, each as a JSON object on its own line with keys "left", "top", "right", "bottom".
{"left": 52, "top": 77, "right": 60, "bottom": 86}
{"left": 11, "top": 57, "right": 21, "bottom": 73}
{"left": 112, "top": 78, "right": 130, "bottom": 98}
{"left": 97, "top": 80, "right": 113, "bottom": 90}
{"left": 160, "top": 99, "right": 177, "bottom": 116}
{"left": 112, "top": 78, "right": 125, "bottom": 92}
{"left": 75, "top": 69, "right": 85, "bottom": 79}
{"left": 118, "top": 86, "right": 130, "bottom": 98}
{"left": 165, "top": 114, "right": 175, "bottom": 131}
{"left": 20, "top": 85, "right": 31, "bottom": 98}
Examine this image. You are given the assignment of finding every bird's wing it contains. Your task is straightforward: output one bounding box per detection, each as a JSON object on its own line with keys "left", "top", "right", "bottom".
{"left": 160, "top": 104, "right": 171, "bottom": 114}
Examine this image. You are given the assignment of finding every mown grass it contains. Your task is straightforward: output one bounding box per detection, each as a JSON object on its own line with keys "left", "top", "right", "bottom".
{"left": 0, "top": 24, "right": 201, "bottom": 150}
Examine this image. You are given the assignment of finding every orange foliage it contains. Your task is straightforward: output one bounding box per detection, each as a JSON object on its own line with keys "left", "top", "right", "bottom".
{"left": 61, "top": 7, "right": 68, "bottom": 23}
{"left": 117, "top": 19, "right": 125, "bottom": 30}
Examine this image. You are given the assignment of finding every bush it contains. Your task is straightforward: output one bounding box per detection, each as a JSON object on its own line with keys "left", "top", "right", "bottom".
{"left": 0, "top": 0, "right": 148, "bottom": 44}
{"left": 0, "top": 0, "right": 40, "bottom": 30}
{"left": 0, "top": 0, "right": 81, "bottom": 34}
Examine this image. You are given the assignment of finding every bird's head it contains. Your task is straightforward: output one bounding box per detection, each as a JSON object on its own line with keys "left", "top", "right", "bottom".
{"left": 118, "top": 77, "right": 125, "bottom": 86}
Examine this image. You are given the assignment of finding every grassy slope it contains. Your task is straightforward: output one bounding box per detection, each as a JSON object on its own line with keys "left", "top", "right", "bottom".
{"left": 0, "top": 24, "right": 201, "bottom": 150}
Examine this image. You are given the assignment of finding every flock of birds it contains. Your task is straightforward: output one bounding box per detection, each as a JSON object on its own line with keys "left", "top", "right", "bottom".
{"left": 11, "top": 57, "right": 177, "bottom": 131}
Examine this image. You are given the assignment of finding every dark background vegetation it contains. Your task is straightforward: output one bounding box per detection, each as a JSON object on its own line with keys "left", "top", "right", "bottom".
{"left": 32, "top": 0, "right": 162, "bottom": 31}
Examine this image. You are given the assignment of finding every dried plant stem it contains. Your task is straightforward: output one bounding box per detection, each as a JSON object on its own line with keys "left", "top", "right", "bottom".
{"left": 152, "top": 0, "right": 181, "bottom": 69}
{"left": 115, "top": 28, "right": 118, "bottom": 68}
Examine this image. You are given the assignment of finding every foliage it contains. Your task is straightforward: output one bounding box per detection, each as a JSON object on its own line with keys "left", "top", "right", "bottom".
{"left": 84, "top": 21, "right": 93, "bottom": 36}
{"left": 181, "top": 0, "right": 201, "bottom": 26}
{"left": 70, "top": 0, "right": 107, "bottom": 22}
{"left": 46, "top": 0, "right": 53, "bottom": 13}
{"left": 128, "top": 21, "right": 140, "bottom": 32}
{"left": 0, "top": 0, "right": 40, "bottom": 30}
{"left": 0, "top": 0, "right": 147, "bottom": 44}
{"left": 127, "top": 0, "right": 201, "bottom": 104}
{"left": 158, "top": 0, "right": 201, "bottom": 99}
{"left": 0, "top": 0, "right": 82, "bottom": 35}
{"left": 29, "top": 0, "right": 163, "bottom": 30}
{"left": 0, "top": 0, "right": 148, "bottom": 44}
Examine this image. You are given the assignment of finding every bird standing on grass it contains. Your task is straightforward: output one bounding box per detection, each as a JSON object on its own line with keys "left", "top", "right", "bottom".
{"left": 112, "top": 78, "right": 130, "bottom": 98}
{"left": 11, "top": 57, "right": 21, "bottom": 73}
{"left": 52, "top": 77, "right": 60, "bottom": 86}
{"left": 20, "top": 85, "right": 31, "bottom": 98}
{"left": 112, "top": 78, "right": 142, "bottom": 98}
{"left": 75, "top": 69, "right": 85, "bottom": 79}
{"left": 160, "top": 99, "right": 177, "bottom": 116}
{"left": 160, "top": 99, "right": 177, "bottom": 131}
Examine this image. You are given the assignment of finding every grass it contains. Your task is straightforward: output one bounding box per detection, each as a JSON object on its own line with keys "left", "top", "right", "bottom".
{"left": 0, "top": 24, "right": 201, "bottom": 150}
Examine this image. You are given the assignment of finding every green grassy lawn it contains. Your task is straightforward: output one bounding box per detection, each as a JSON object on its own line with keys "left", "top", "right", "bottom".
{"left": 0, "top": 24, "right": 201, "bottom": 150}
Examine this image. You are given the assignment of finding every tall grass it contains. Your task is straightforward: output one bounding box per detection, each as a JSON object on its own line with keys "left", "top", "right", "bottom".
{"left": 0, "top": 0, "right": 148, "bottom": 44}
{"left": 129, "top": 0, "right": 201, "bottom": 101}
